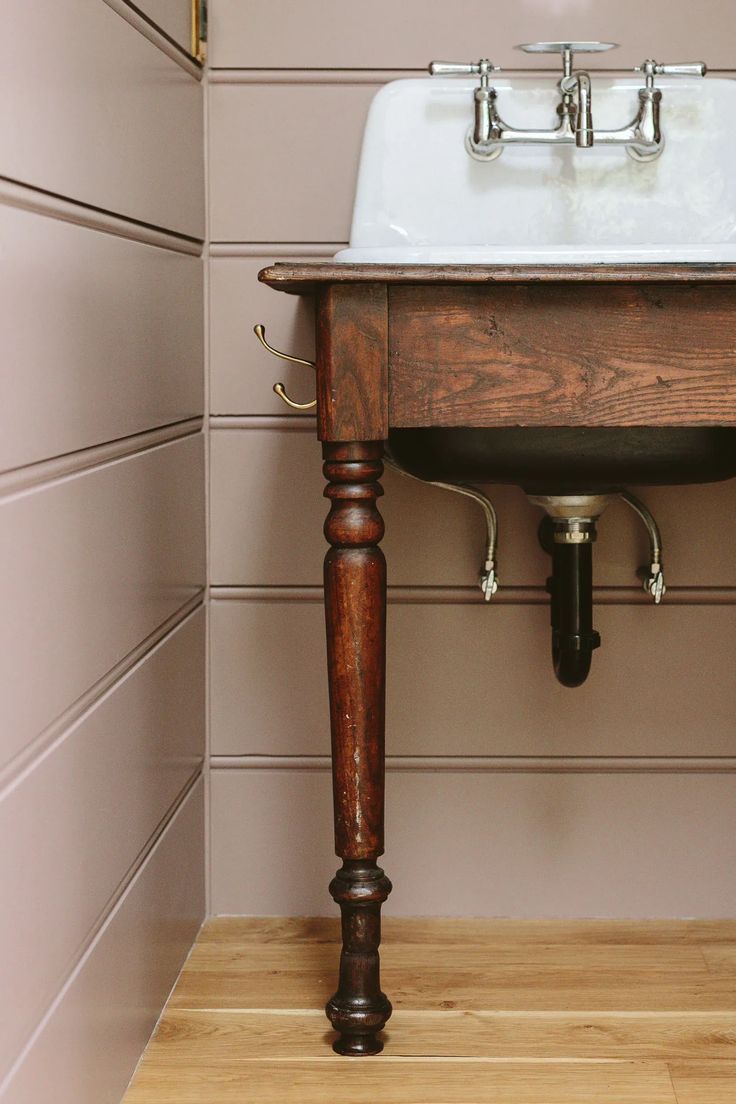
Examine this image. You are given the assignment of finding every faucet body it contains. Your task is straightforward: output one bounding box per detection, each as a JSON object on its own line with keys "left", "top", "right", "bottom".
{"left": 431, "top": 45, "right": 705, "bottom": 164}
{"left": 469, "top": 75, "right": 661, "bottom": 161}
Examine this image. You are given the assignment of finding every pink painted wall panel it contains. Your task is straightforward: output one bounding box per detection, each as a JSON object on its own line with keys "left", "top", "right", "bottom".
{"left": 210, "top": 251, "right": 333, "bottom": 416}
{"left": 135, "top": 0, "right": 193, "bottom": 53}
{"left": 0, "top": 434, "right": 205, "bottom": 772}
{"left": 3, "top": 0, "right": 203, "bottom": 237}
{"left": 209, "top": 0, "right": 736, "bottom": 70}
{"left": 208, "top": 81, "right": 373, "bottom": 241}
{"left": 2, "top": 781, "right": 204, "bottom": 1104}
{"left": 210, "top": 768, "right": 736, "bottom": 918}
{"left": 0, "top": 610, "right": 204, "bottom": 1080}
{"left": 209, "top": 425, "right": 736, "bottom": 589}
{"left": 1, "top": 205, "right": 203, "bottom": 472}
{"left": 1, "top": 1, "right": 207, "bottom": 1094}
{"left": 209, "top": 599, "right": 736, "bottom": 758}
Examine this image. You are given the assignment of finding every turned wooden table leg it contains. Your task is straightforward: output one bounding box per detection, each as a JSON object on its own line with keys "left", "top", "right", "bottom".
{"left": 322, "top": 440, "right": 392, "bottom": 1057}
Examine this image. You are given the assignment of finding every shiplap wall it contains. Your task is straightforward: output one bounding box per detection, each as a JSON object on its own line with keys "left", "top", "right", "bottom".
{"left": 0, "top": 3, "right": 205, "bottom": 1102}
{"left": 206, "top": 1, "right": 736, "bottom": 919}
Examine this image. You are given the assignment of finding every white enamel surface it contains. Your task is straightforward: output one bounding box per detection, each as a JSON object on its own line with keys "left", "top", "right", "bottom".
{"left": 337, "top": 77, "right": 736, "bottom": 264}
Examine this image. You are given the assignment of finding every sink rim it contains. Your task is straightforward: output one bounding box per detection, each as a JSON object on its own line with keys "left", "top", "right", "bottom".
{"left": 334, "top": 245, "right": 736, "bottom": 265}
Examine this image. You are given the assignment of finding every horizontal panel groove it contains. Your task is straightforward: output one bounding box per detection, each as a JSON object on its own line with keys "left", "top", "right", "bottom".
{"left": 208, "top": 69, "right": 412, "bottom": 84}
{"left": 86, "top": 766, "right": 203, "bottom": 950}
{"left": 0, "top": 177, "right": 203, "bottom": 255}
{"left": 0, "top": 418, "right": 203, "bottom": 498}
{"left": 0, "top": 776, "right": 204, "bottom": 1098}
{"left": 210, "top": 585, "right": 736, "bottom": 606}
{"left": 210, "top": 755, "right": 736, "bottom": 774}
{"left": 0, "top": 594, "right": 204, "bottom": 792}
{"left": 210, "top": 416, "right": 315, "bottom": 432}
{"left": 210, "top": 243, "right": 345, "bottom": 257}
{"left": 102, "top": 0, "right": 202, "bottom": 77}
{"left": 207, "top": 69, "right": 736, "bottom": 82}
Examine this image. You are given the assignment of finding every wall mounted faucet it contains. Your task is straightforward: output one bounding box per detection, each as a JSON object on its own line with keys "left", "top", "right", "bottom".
{"left": 430, "top": 41, "right": 707, "bottom": 162}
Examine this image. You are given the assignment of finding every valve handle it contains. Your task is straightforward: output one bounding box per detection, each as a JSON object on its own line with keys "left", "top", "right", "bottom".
{"left": 429, "top": 59, "right": 500, "bottom": 76}
{"left": 636, "top": 59, "right": 707, "bottom": 78}
{"left": 655, "top": 62, "right": 707, "bottom": 76}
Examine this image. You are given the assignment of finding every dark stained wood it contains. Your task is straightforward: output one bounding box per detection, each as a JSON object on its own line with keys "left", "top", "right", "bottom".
{"left": 316, "top": 284, "right": 388, "bottom": 441}
{"left": 322, "top": 441, "right": 387, "bottom": 858}
{"left": 326, "top": 860, "right": 392, "bottom": 1056}
{"left": 388, "top": 282, "right": 736, "bottom": 428}
{"left": 322, "top": 441, "right": 392, "bottom": 1056}
{"left": 260, "top": 260, "right": 736, "bottom": 294}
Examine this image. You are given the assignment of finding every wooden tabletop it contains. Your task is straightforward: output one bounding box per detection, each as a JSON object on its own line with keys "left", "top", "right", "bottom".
{"left": 259, "top": 261, "right": 736, "bottom": 293}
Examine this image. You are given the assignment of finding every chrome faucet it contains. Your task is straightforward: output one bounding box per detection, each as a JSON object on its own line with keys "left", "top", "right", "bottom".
{"left": 559, "top": 68, "right": 593, "bottom": 148}
{"left": 429, "top": 42, "right": 707, "bottom": 162}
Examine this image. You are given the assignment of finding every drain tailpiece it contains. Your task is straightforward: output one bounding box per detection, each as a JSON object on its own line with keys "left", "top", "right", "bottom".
{"left": 530, "top": 495, "right": 611, "bottom": 688}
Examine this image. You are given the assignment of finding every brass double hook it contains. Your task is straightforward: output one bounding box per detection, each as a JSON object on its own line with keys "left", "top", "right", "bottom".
{"left": 253, "top": 324, "right": 317, "bottom": 410}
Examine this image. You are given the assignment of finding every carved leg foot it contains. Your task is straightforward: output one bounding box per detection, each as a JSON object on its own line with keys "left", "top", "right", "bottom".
{"left": 326, "top": 860, "right": 393, "bottom": 1055}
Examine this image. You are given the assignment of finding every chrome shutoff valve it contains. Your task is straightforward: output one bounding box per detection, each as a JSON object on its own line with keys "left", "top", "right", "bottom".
{"left": 642, "top": 561, "right": 666, "bottom": 605}
{"left": 480, "top": 556, "right": 499, "bottom": 601}
{"left": 620, "top": 492, "right": 667, "bottom": 604}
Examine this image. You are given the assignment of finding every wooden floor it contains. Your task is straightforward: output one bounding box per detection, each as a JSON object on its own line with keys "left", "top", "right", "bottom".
{"left": 124, "top": 917, "right": 736, "bottom": 1103}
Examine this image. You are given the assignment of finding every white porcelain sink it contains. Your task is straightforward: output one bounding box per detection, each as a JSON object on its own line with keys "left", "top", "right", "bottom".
{"left": 335, "top": 76, "right": 736, "bottom": 264}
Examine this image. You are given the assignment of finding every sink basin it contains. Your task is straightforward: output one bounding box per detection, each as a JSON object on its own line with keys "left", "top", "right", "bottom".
{"left": 336, "top": 76, "right": 736, "bottom": 265}
{"left": 336, "top": 73, "right": 736, "bottom": 489}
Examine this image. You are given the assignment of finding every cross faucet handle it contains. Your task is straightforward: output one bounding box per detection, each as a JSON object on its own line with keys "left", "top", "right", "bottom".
{"left": 429, "top": 60, "right": 500, "bottom": 77}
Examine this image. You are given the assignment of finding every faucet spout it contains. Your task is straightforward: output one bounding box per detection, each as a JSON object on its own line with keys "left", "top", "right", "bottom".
{"left": 561, "top": 71, "right": 594, "bottom": 147}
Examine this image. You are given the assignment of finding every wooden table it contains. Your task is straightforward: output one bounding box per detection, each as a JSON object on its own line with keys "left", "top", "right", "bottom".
{"left": 260, "top": 261, "right": 736, "bottom": 1056}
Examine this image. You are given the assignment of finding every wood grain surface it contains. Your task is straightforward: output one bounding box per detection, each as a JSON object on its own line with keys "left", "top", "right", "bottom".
{"left": 126, "top": 1059, "right": 678, "bottom": 1102}
{"left": 316, "top": 284, "right": 388, "bottom": 441}
{"left": 322, "top": 441, "right": 392, "bottom": 1053}
{"left": 260, "top": 261, "right": 736, "bottom": 293}
{"left": 388, "top": 283, "right": 736, "bottom": 427}
{"left": 124, "top": 917, "right": 736, "bottom": 1103}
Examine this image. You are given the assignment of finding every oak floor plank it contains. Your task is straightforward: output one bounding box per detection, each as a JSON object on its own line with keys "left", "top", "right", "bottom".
{"left": 170, "top": 974, "right": 736, "bottom": 1012}
{"left": 186, "top": 942, "right": 709, "bottom": 973}
{"left": 146, "top": 1009, "right": 736, "bottom": 1060}
{"left": 702, "top": 945, "right": 736, "bottom": 974}
{"left": 175, "top": 933, "right": 717, "bottom": 1013}
{"left": 170, "top": 937, "right": 733, "bottom": 1012}
{"left": 201, "top": 916, "right": 736, "bottom": 947}
{"left": 124, "top": 1058, "right": 677, "bottom": 1104}
{"left": 669, "top": 1061, "right": 736, "bottom": 1103}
